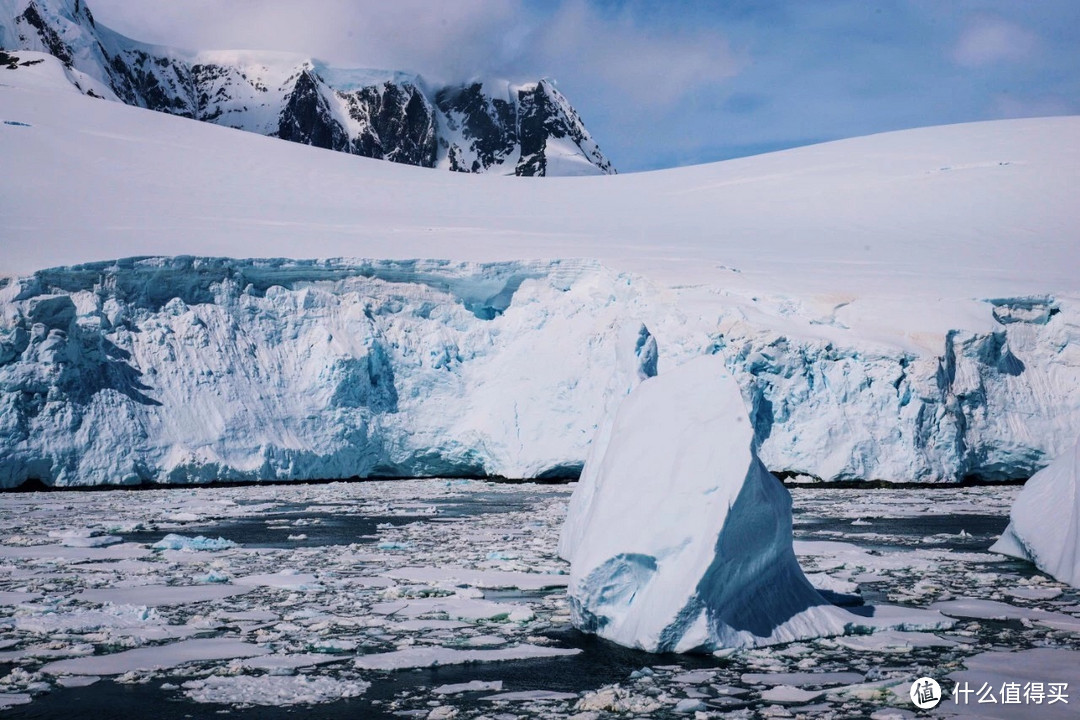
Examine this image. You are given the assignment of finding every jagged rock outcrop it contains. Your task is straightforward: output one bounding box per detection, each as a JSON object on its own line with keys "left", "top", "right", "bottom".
{"left": 0, "top": 0, "right": 614, "bottom": 175}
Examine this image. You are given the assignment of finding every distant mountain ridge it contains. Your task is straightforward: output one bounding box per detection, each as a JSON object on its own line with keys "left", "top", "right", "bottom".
{"left": 0, "top": 0, "right": 614, "bottom": 176}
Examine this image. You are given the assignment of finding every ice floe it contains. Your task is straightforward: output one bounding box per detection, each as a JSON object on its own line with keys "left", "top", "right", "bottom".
{"left": 151, "top": 534, "right": 237, "bottom": 551}
{"left": 41, "top": 638, "right": 269, "bottom": 676}
{"left": 352, "top": 643, "right": 579, "bottom": 671}
{"left": 182, "top": 674, "right": 369, "bottom": 706}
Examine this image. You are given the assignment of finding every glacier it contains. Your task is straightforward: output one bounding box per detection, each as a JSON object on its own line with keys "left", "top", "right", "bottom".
{"left": 1, "top": 48, "right": 1079, "bottom": 488}
{"left": 992, "top": 437, "right": 1080, "bottom": 588}
{"left": 1, "top": 257, "right": 1079, "bottom": 488}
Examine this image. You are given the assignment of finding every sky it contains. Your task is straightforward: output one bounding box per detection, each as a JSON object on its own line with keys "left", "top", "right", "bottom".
{"left": 87, "top": 0, "right": 1080, "bottom": 172}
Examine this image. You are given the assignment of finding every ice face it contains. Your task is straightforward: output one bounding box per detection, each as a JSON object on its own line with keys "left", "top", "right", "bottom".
{"left": 992, "top": 436, "right": 1080, "bottom": 588}
{"left": 2, "top": 258, "right": 1078, "bottom": 488}
{"left": 0, "top": 258, "right": 658, "bottom": 487}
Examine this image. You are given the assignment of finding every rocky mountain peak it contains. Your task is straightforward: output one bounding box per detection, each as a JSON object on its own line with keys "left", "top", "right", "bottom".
{"left": 1, "top": 0, "right": 615, "bottom": 176}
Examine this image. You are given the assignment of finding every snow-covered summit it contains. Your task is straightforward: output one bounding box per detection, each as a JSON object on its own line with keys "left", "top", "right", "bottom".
{"left": 0, "top": 0, "right": 614, "bottom": 175}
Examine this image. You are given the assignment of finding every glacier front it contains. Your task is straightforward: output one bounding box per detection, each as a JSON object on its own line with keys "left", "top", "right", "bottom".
{"left": 1, "top": 257, "right": 1079, "bottom": 488}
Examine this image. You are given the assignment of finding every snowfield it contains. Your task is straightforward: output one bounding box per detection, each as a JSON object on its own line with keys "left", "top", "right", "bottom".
{"left": 1, "top": 51, "right": 1079, "bottom": 487}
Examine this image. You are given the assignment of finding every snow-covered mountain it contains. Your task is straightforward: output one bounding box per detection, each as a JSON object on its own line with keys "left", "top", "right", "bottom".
{"left": 1, "top": 50, "right": 1078, "bottom": 488}
{"left": 0, "top": 0, "right": 614, "bottom": 176}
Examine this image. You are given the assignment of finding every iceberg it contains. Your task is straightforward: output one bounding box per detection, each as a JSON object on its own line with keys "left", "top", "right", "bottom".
{"left": 562, "top": 355, "right": 854, "bottom": 651}
{"left": 991, "top": 437, "right": 1080, "bottom": 588}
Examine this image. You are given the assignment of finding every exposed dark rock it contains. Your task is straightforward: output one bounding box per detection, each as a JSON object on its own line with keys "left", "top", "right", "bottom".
{"left": 277, "top": 69, "right": 349, "bottom": 151}
{"left": 3, "top": 0, "right": 614, "bottom": 176}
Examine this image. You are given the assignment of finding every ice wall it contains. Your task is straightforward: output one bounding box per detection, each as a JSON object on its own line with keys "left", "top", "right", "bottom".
{"left": 1, "top": 257, "right": 1078, "bottom": 487}
{"left": 714, "top": 296, "right": 1080, "bottom": 483}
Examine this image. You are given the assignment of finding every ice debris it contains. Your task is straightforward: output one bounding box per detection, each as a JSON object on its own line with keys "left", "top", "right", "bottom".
{"left": 151, "top": 533, "right": 237, "bottom": 551}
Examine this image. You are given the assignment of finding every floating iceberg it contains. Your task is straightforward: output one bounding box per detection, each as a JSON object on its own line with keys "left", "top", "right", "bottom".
{"left": 563, "top": 355, "right": 954, "bottom": 651}
{"left": 992, "top": 437, "right": 1080, "bottom": 587}
{"left": 562, "top": 356, "right": 853, "bottom": 651}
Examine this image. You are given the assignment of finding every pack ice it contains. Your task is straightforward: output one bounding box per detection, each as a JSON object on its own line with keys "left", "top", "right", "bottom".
{"left": 992, "top": 437, "right": 1080, "bottom": 588}
{"left": 561, "top": 355, "right": 950, "bottom": 651}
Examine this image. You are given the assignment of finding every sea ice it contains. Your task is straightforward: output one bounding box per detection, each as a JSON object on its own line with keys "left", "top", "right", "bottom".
{"left": 151, "top": 534, "right": 238, "bottom": 551}
{"left": 40, "top": 638, "right": 269, "bottom": 676}
{"left": 78, "top": 583, "right": 252, "bottom": 606}
{"left": 992, "top": 437, "right": 1080, "bottom": 587}
{"left": 182, "top": 674, "right": 370, "bottom": 706}
{"left": 352, "top": 644, "right": 579, "bottom": 671}
{"left": 433, "top": 680, "right": 504, "bottom": 695}
{"left": 945, "top": 648, "right": 1080, "bottom": 719}
{"left": 386, "top": 565, "right": 568, "bottom": 591}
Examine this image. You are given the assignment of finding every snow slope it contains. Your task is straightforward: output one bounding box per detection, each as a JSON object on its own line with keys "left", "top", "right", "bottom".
{"left": 1, "top": 52, "right": 1079, "bottom": 487}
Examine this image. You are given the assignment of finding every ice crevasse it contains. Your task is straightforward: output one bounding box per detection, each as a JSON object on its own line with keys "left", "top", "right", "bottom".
{"left": 560, "top": 355, "right": 950, "bottom": 651}
{"left": 993, "top": 436, "right": 1080, "bottom": 588}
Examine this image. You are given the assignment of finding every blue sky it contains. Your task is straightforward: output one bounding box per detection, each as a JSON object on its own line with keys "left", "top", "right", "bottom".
{"left": 91, "top": 0, "right": 1080, "bottom": 172}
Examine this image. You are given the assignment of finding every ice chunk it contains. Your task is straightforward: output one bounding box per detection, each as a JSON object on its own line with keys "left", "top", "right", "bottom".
{"left": 563, "top": 355, "right": 944, "bottom": 652}
{"left": 481, "top": 690, "right": 579, "bottom": 702}
{"left": 183, "top": 675, "right": 369, "bottom": 706}
{"left": 78, "top": 584, "right": 252, "bottom": 607}
{"left": 0, "top": 694, "right": 32, "bottom": 709}
{"left": 760, "top": 686, "right": 824, "bottom": 704}
{"left": 151, "top": 534, "right": 237, "bottom": 551}
{"left": 386, "top": 566, "right": 567, "bottom": 591}
{"left": 433, "top": 680, "right": 503, "bottom": 695}
{"left": 947, "top": 648, "right": 1080, "bottom": 720}
{"left": 991, "top": 437, "right": 1080, "bottom": 587}
{"left": 233, "top": 571, "right": 321, "bottom": 591}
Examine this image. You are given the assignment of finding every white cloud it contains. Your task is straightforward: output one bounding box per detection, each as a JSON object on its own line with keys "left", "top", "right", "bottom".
{"left": 533, "top": 0, "right": 739, "bottom": 108}
{"left": 952, "top": 16, "right": 1038, "bottom": 68}
{"left": 86, "top": 0, "right": 737, "bottom": 106}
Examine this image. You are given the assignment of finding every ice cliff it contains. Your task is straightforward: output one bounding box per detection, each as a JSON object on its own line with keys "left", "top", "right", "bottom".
{"left": 992, "top": 437, "right": 1080, "bottom": 588}
{"left": 1, "top": 258, "right": 1079, "bottom": 488}
{"left": 713, "top": 297, "right": 1080, "bottom": 483}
